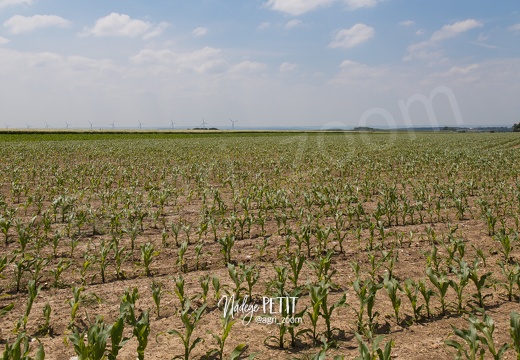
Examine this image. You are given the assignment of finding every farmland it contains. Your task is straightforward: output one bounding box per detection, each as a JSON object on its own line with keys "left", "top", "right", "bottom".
{"left": 0, "top": 131, "right": 519, "bottom": 359}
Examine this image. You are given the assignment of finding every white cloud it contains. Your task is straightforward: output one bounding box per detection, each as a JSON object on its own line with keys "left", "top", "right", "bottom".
{"left": 230, "top": 60, "right": 267, "bottom": 73}
{"left": 430, "top": 19, "right": 483, "bottom": 42}
{"left": 192, "top": 27, "right": 208, "bottom": 37}
{"left": 343, "top": 0, "right": 381, "bottom": 10}
{"left": 143, "top": 22, "right": 169, "bottom": 40}
{"left": 264, "top": 0, "right": 382, "bottom": 15}
{"left": 448, "top": 63, "right": 479, "bottom": 75}
{"left": 509, "top": 23, "right": 520, "bottom": 32}
{"left": 4, "top": 14, "right": 71, "bottom": 34}
{"left": 80, "top": 13, "right": 167, "bottom": 39}
{"left": 131, "top": 46, "right": 226, "bottom": 74}
{"left": 0, "top": 36, "right": 9, "bottom": 45}
{"left": 258, "top": 22, "right": 270, "bottom": 30}
{"left": 404, "top": 19, "right": 483, "bottom": 62}
{"left": 279, "top": 62, "right": 297, "bottom": 72}
{"left": 329, "top": 23, "right": 374, "bottom": 49}
{"left": 0, "top": 0, "right": 33, "bottom": 9}
{"left": 285, "top": 19, "right": 303, "bottom": 29}
{"left": 264, "top": 0, "right": 335, "bottom": 16}
{"left": 415, "top": 29, "right": 425, "bottom": 35}
{"left": 399, "top": 20, "right": 415, "bottom": 27}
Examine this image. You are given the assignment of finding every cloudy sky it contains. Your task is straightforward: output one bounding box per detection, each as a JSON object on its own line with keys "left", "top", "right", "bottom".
{"left": 1, "top": 0, "right": 519, "bottom": 129}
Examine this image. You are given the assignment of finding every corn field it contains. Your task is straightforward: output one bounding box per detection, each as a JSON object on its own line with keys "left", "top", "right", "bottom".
{"left": 0, "top": 131, "right": 519, "bottom": 359}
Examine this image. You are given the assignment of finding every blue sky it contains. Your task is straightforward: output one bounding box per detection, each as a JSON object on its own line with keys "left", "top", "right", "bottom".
{"left": 0, "top": 0, "right": 519, "bottom": 129}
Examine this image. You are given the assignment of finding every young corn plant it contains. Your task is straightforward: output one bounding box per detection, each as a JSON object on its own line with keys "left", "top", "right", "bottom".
{"left": 403, "top": 278, "right": 424, "bottom": 322}
{"left": 50, "top": 259, "right": 71, "bottom": 288}
{"left": 495, "top": 230, "right": 517, "bottom": 264}
{"left": 177, "top": 241, "right": 188, "bottom": 273}
{"left": 218, "top": 234, "right": 235, "bottom": 265}
{"left": 351, "top": 271, "right": 383, "bottom": 335}
{"left": 449, "top": 259, "right": 470, "bottom": 313}
{"left": 287, "top": 253, "right": 305, "bottom": 290}
{"left": 497, "top": 261, "right": 519, "bottom": 302}
{"left": 383, "top": 274, "right": 402, "bottom": 323}
{"left": 133, "top": 310, "right": 150, "bottom": 360}
{"left": 354, "top": 332, "right": 394, "bottom": 360}
{"left": 426, "top": 266, "right": 450, "bottom": 316}
{"left": 307, "top": 249, "right": 337, "bottom": 284}
{"left": 141, "top": 242, "right": 159, "bottom": 277}
{"left": 212, "top": 275, "right": 223, "bottom": 303}
{"left": 2, "top": 332, "right": 45, "bottom": 360}
{"left": 151, "top": 280, "right": 163, "bottom": 318}
{"left": 445, "top": 319, "right": 484, "bottom": 360}
{"left": 68, "top": 286, "right": 83, "bottom": 330}
{"left": 471, "top": 314, "right": 509, "bottom": 360}
{"left": 38, "top": 302, "right": 52, "bottom": 336}
{"left": 16, "top": 279, "right": 40, "bottom": 332}
{"left": 418, "top": 278, "right": 434, "bottom": 318}
{"left": 199, "top": 274, "right": 210, "bottom": 303}
{"left": 446, "top": 314, "right": 509, "bottom": 360}
{"left": 242, "top": 263, "right": 259, "bottom": 299}
{"left": 158, "top": 300, "right": 206, "bottom": 360}
{"left": 468, "top": 258, "right": 492, "bottom": 309}
{"left": 227, "top": 263, "right": 246, "bottom": 300}
{"left": 265, "top": 286, "right": 307, "bottom": 349}
{"left": 207, "top": 311, "right": 247, "bottom": 360}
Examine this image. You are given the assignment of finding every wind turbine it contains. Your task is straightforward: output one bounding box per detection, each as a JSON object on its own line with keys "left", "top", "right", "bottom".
{"left": 88, "top": 120, "right": 94, "bottom": 130}
{"left": 170, "top": 119, "right": 176, "bottom": 130}
{"left": 230, "top": 118, "right": 238, "bottom": 130}
{"left": 45, "top": 121, "right": 49, "bottom": 129}
{"left": 200, "top": 118, "right": 208, "bottom": 129}
{"left": 65, "top": 121, "right": 70, "bottom": 129}
{"left": 4, "top": 123, "right": 9, "bottom": 129}
{"left": 109, "top": 122, "right": 115, "bottom": 130}
{"left": 26, "top": 122, "right": 30, "bottom": 129}
{"left": 138, "top": 120, "right": 144, "bottom": 130}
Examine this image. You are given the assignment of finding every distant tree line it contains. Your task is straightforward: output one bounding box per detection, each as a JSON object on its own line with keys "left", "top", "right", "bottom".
{"left": 513, "top": 123, "right": 520, "bottom": 132}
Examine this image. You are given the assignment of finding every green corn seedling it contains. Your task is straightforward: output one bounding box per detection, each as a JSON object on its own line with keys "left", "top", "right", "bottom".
{"left": 383, "top": 274, "right": 402, "bottom": 323}
{"left": 449, "top": 259, "right": 470, "bottom": 313}
{"left": 212, "top": 275, "right": 223, "bottom": 303}
{"left": 287, "top": 253, "right": 305, "bottom": 289}
{"left": 177, "top": 241, "right": 188, "bottom": 273}
{"left": 426, "top": 267, "right": 450, "bottom": 316}
{"left": 50, "top": 259, "right": 71, "bottom": 288}
{"left": 2, "top": 332, "right": 45, "bottom": 360}
{"left": 159, "top": 300, "right": 206, "bottom": 360}
{"left": 418, "top": 278, "right": 434, "bottom": 318}
{"left": 207, "top": 311, "right": 246, "bottom": 360}
{"left": 497, "top": 261, "right": 519, "bottom": 301}
{"left": 227, "top": 263, "right": 245, "bottom": 300}
{"left": 218, "top": 234, "right": 235, "bottom": 265}
{"left": 141, "top": 242, "right": 158, "bottom": 277}
{"left": 242, "top": 263, "right": 259, "bottom": 299}
{"left": 403, "top": 278, "right": 423, "bottom": 322}
{"left": 199, "top": 274, "right": 210, "bottom": 303}
{"left": 133, "top": 310, "right": 150, "bottom": 360}
{"left": 468, "top": 258, "right": 492, "bottom": 308}
{"left": 471, "top": 314, "right": 509, "bottom": 360}
{"left": 38, "top": 302, "right": 52, "bottom": 336}
{"left": 445, "top": 320, "right": 484, "bottom": 360}
{"left": 354, "top": 332, "right": 394, "bottom": 360}
{"left": 16, "top": 280, "right": 40, "bottom": 332}
{"left": 68, "top": 286, "right": 83, "bottom": 330}
{"left": 151, "top": 280, "right": 162, "bottom": 318}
